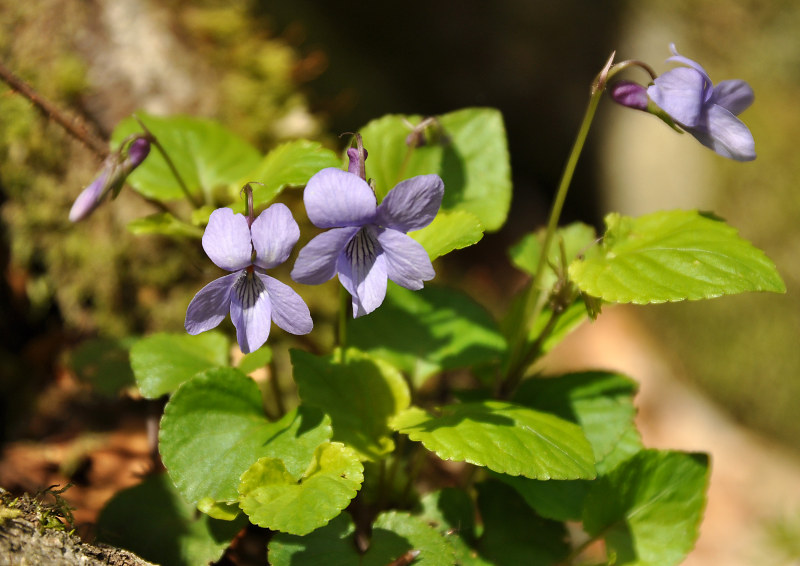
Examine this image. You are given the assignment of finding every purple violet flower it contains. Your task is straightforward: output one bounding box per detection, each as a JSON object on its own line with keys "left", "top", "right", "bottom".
{"left": 69, "top": 137, "right": 151, "bottom": 222}
{"left": 185, "top": 204, "right": 312, "bottom": 353}
{"left": 291, "top": 159, "right": 444, "bottom": 318}
{"left": 647, "top": 44, "right": 755, "bottom": 161}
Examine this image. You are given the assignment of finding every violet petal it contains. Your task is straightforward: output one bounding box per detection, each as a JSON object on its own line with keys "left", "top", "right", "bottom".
{"left": 185, "top": 272, "right": 239, "bottom": 335}
{"left": 258, "top": 272, "right": 313, "bottom": 335}
{"left": 377, "top": 228, "right": 435, "bottom": 290}
{"left": 230, "top": 271, "right": 272, "bottom": 354}
{"left": 202, "top": 208, "right": 254, "bottom": 272}
{"left": 304, "top": 168, "right": 377, "bottom": 228}
{"left": 376, "top": 174, "right": 444, "bottom": 232}
{"left": 251, "top": 203, "right": 300, "bottom": 270}
{"left": 291, "top": 226, "right": 359, "bottom": 284}
{"left": 710, "top": 80, "right": 754, "bottom": 116}
{"left": 648, "top": 67, "right": 709, "bottom": 127}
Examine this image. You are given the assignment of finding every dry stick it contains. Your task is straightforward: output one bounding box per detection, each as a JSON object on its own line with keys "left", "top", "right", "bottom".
{"left": 0, "top": 60, "right": 108, "bottom": 158}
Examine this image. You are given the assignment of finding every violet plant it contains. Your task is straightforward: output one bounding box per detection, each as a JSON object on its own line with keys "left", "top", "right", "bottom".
{"left": 7, "top": 43, "right": 785, "bottom": 565}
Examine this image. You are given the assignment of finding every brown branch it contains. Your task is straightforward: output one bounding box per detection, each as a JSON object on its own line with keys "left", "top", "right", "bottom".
{"left": 0, "top": 59, "right": 108, "bottom": 158}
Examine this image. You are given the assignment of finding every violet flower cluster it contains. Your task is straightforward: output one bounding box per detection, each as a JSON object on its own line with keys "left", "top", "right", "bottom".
{"left": 611, "top": 44, "right": 755, "bottom": 161}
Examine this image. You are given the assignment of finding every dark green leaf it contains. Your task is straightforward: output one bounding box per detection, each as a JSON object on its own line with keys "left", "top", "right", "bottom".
{"left": 269, "top": 513, "right": 360, "bottom": 566}
{"left": 291, "top": 348, "right": 410, "bottom": 460}
{"left": 96, "top": 473, "right": 245, "bottom": 566}
{"left": 69, "top": 337, "right": 137, "bottom": 396}
{"left": 348, "top": 284, "right": 507, "bottom": 388}
{"left": 130, "top": 332, "right": 228, "bottom": 398}
{"left": 362, "top": 511, "right": 455, "bottom": 566}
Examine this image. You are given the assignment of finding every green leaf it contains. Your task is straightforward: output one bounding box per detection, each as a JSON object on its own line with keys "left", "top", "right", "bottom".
{"left": 69, "top": 337, "right": 137, "bottom": 396}
{"left": 362, "top": 511, "right": 455, "bottom": 566}
{"left": 583, "top": 450, "right": 710, "bottom": 566}
{"left": 159, "top": 367, "right": 331, "bottom": 504}
{"left": 237, "top": 346, "right": 272, "bottom": 374}
{"left": 417, "top": 490, "right": 491, "bottom": 566}
{"left": 348, "top": 284, "right": 507, "bottom": 388}
{"left": 112, "top": 112, "right": 262, "bottom": 203}
{"left": 130, "top": 332, "right": 229, "bottom": 398}
{"left": 238, "top": 442, "right": 363, "bottom": 535}
{"left": 269, "top": 513, "right": 360, "bottom": 566}
{"left": 360, "top": 108, "right": 512, "bottom": 232}
{"left": 291, "top": 348, "right": 410, "bottom": 460}
{"left": 391, "top": 401, "right": 595, "bottom": 479}
{"left": 509, "top": 222, "right": 597, "bottom": 286}
{"left": 569, "top": 210, "right": 786, "bottom": 304}
{"left": 513, "top": 371, "right": 639, "bottom": 463}
{"left": 96, "top": 473, "right": 246, "bottom": 566}
{"left": 240, "top": 139, "right": 341, "bottom": 209}
{"left": 410, "top": 209, "right": 485, "bottom": 260}
{"left": 476, "top": 480, "right": 569, "bottom": 566}
{"left": 126, "top": 212, "right": 204, "bottom": 239}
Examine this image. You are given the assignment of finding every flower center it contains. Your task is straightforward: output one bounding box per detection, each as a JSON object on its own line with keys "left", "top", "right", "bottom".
{"left": 345, "top": 227, "right": 378, "bottom": 267}
{"left": 234, "top": 270, "right": 266, "bottom": 310}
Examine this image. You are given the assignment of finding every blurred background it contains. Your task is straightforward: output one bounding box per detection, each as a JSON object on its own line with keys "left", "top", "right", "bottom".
{"left": 1, "top": 0, "right": 799, "bottom": 564}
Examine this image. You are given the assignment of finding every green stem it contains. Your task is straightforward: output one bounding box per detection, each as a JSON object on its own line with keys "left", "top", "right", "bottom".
{"left": 500, "top": 54, "right": 615, "bottom": 396}
{"left": 338, "top": 285, "right": 349, "bottom": 354}
{"left": 268, "top": 361, "right": 287, "bottom": 418}
{"left": 133, "top": 115, "right": 202, "bottom": 209}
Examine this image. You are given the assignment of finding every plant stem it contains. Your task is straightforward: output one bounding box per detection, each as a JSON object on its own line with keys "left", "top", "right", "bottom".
{"left": 0, "top": 60, "right": 108, "bottom": 158}
{"left": 500, "top": 54, "right": 614, "bottom": 396}
{"left": 337, "top": 285, "right": 349, "bottom": 353}
{"left": 133, "top": 115, "right": 202, "bottom": 209}
{"left": 268, "top": 361, "right": 286, "bottom": 418}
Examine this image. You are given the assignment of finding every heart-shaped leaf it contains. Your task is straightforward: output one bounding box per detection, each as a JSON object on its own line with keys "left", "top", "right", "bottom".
{"left": 238, "top": 442, "right": 363, "bottom": 535}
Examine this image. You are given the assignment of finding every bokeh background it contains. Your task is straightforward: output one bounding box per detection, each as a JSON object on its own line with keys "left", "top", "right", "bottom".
{"left": 1, "top": 0, "right": 799, "bottom": 563}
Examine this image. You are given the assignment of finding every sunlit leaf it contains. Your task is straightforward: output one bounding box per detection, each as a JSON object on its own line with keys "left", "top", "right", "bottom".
{"left": 569, "top": 210, "right": 786, "bottom": 304}
{"left": 410, "top": 209, "right": 484, "bottom": 260}
{"left": 391, "top": 401, "right": 595, "bottom": 479}
{"left": 238, "top": 442, "right": 363, "bottom": 535}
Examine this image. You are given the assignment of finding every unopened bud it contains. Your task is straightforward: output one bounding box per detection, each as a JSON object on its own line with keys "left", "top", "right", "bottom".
{"left": 609, "top": 80, "right": 649, "bottom": 111}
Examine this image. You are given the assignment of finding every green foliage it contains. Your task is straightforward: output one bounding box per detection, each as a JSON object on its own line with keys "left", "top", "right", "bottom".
{"left": 348, "top": 284, "right": 507, "bottom": 388}
{"left": 130, "top": 332, "right": 229, "bottom": 398}
{"left": 69, "top": 337, "right": 137, "bottom": 396}
{"left": 359, "top": 108, "right": 512, "bottom": 232}
{"left": 410, "top": 209, "right": 485, "bottom": 260}
{"left": 269, "top": 512, "right": 359, "bottom": 566}
{"left": 238, "top": 442, "right": 363, "bottom": 535}
{"left": 159, "top": 367, "right": 332, "bottom": 505}
{"left": 126, "top": 212, "right": 204, "bottom": 239}
{"left": 97, "top": 473, "right": 246, "bottom": 566}
{"left": 291, "top": 348, "right": 410, "bottom": 460}
{"left": 583, "top": 450, "right": 710, "bottom": 566}
{"left": 112, "top": 113, "right": 262, "bottom": 203}
{"left": 391, "top": 401, "right": 596, "bottom": 479}
{"left": 570, "top": 210, "right": 786, "bottom": 304}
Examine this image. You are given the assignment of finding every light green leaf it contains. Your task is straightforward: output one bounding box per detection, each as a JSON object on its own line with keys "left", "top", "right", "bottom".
{"left": 127, "top": 212, "right": 204, "bottom": 239}
{"left": 130, "top": 332, "right": 228, "bottom": 398}
{"left": 96, "top": 473, "right": 246, "bottom": 566}
{"left": 476, "top": 480, "right": 569, "bottom": 566}
{"left": 583, "top": 450, "right": 710, "bottom": 566}
{"left": 269, "top": 513, "right": 360, "bottom": 566}
{"left": 237, "top": 346, "right": 272, "bottom": 374}
{"left": 391, "top": 401, "right": 595, "bottom": 479}
{"left": 360, "top": 108, "right": 512, "bottom": 232}
{"left": 509, "top": 222, "right": 597, "bottom": 285}
{"left": 569, "top": 210, "right": 786, "bottom": 304}
{"left": 239, "top": 139, "right": 341, "bottom": 208}
{"left": 348, "top": 284, "right": 507, "bottom": 388}
{"left": 410, "top": 209, "right": 485, "bottom": 260}
{"left": 159, "top": 367, "right": 331, "bottom": 504}
{"left": 238, "top": 442, "right": 363, "bottom": 536}
{"left": 362, "top": 511, "right": 455, "bottom": 566}
{"left": 513, "top": 371, "right": 639, "bottom": 462}
{"left": 112, "top": 112, "right": 261, "bottom": 203}
{"left": 291, "top": 348, "right": 410, "bottom": 460}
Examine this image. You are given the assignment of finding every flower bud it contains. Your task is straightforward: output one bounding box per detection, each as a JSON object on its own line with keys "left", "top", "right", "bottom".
{"left": 609, "top": 80, "right": 649, "bottom": 111}
{"left": 346, "top": 146, "right": 368, "bottom": 180}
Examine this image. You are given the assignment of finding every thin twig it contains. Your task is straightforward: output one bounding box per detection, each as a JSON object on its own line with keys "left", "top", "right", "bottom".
{"left": 0, "top": 59, "right": 108, "bottom": 158}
